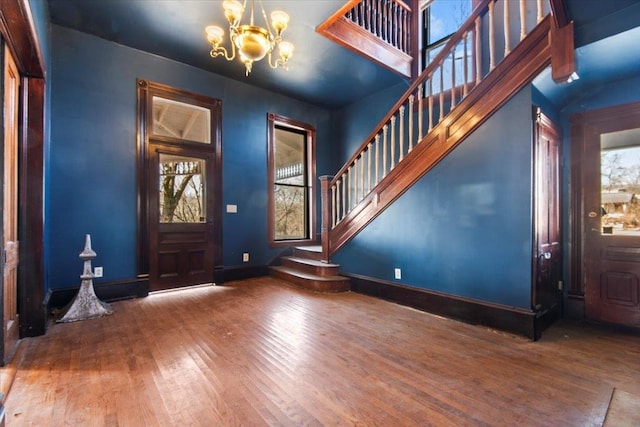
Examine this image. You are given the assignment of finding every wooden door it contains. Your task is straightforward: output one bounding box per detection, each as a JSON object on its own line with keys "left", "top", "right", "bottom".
{"left": 533, "top": 109, "right": 562, "bottom": 318}
{"left": 583, "top": 104, "right": 640, "bottom": 327}
{"left": 149, "top": 148, "right": 215, "bottom": 291}
{"left": 3, "top": 46, "right": 20, "bottom": 362}
{"left": 138, "top": 81, "right": 222, "bottom": 292}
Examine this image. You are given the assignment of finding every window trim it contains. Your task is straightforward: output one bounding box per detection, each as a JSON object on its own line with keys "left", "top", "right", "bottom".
{"left": 267, "top": 113, "right": 317, "bottom": 247}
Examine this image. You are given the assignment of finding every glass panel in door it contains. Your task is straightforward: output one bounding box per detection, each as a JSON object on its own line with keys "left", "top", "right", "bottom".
{"left": 600, "top": 128, "right": 640, "bottom": 236}
{"left": 159, "top": 154, "right": 206, "bottom": 223}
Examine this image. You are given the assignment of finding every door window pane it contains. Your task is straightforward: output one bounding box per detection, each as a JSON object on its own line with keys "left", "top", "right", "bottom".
{"left": 159, "top": 154, "right": 206, "bottom": 223}
{"left": 152, "top": 96, "right": 211, "bottom": 143}
{"left": 601, "top": 128, "right": 640, "bottom": 235}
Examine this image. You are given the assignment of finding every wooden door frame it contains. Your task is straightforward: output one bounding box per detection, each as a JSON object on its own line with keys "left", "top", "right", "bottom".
{"left": 0, "top": 0, "right": 46, "bottom": 340}
{"left": 136, "top": 80, "right": 223, "bottom": 288}
{"left": 569, "top": 101, "right": 640, "bottom": 318}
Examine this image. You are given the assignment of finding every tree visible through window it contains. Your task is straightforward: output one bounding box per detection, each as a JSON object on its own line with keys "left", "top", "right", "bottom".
{"left": 268, "top": 114, "right": 316, "bottom": 244}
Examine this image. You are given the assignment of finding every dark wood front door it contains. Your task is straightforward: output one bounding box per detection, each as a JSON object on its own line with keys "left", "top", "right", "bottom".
{"left": 149, "top": 148, "right": 215, "bottom": 291}
{"left": 580, "top": 103, "right": 640, "bottom": 327}
{"left": 138, "top": 81, "right": 222, "bottom": 292}
{"left": 533, "top": 109, "right": 562, "bottom": 318}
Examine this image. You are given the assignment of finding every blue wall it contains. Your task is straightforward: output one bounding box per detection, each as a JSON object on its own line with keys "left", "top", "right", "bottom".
{"left": 333, "top": 87, "right": 535, "bottom": 309}
{"left": 331, "top": 82, "right": 408, "bottom": 168}
{"left": 47, "top": 25, "right": 333, "bottom": 291}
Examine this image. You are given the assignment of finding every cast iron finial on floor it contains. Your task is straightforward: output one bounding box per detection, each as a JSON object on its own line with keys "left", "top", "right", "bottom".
{"left": 57, "top": 234, "right": 113, "bottom": 323}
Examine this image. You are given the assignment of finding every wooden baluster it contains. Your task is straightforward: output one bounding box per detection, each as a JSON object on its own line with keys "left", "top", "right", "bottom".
{"left": 331, "top": 184, "right": 336, "bottom": 227}
{"left": 346, "top": 167, "right": 350, "bottom": 213}
{"left": 451, "top": 50, "right": 456, "bottom": 109}
{"left": 418, "top": 84, "right": 424, "bottom": 140}
{"left": 367, "top": 142, "right": 372, "bottom": 192}
{"left": 337, "top": 180, "right": 342, "bottom": 223}
{"left": 463, "top": 32, "right": 469, "bottom": 97}
{"left": 475, "top": 17, "right": 481, "bottom": 84}
{"left": 382, "top": 124, "right": 388, "bottom": 178}
{"left": 352, "top": 159, "right": 357, "bottom": 205}
{"left": 374, "top": 134, "right": 380, "bottom": 186}
{"left": 504, "top": 0, "right": 511, "bottom": 56}
{"left": 408, "top": 95, "right": 414, "bottom": 153}
{"left": 376, "top": 0, "right": 381, "bottom": 38}
{"left": 537, "top": 0, "right": 543, "bottom": 23}
{"left": 365, "top": 0, "right": 371, "bottom": 30}
{"left": 489, "top": 0, "right": 496, "bottom": 71}
{"left": 520, "top": 0, "right": 527, "bottom": 40}
{"left": 428, "top": 77, "right": 434, "bottom": 132}
{"left": 439, "top": 65, "right": 444, "bottom": 122}
{"left": 360, "top": 153, "right": 365, "bottom": 202}
{"left": 390, "top": 116, "right": 396, "bottom": 170}
{"left": 358, "top": 1, "right": 364, "bottom": 27}
{"left": 399, "top": 106, "right": 405, "bottom": 162}
{"left": 340, "top": 172, "right": 347, "bottom": 220}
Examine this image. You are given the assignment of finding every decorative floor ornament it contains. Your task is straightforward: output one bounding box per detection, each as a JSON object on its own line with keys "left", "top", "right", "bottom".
{"left": 57, "top": 234, "right": 113, "bottom": 323}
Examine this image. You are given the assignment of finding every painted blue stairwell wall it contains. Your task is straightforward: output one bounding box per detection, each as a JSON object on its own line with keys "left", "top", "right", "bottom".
{"left": 47, "top": 25, "right": 333, "bottom": 292}
{"left": 333, "top": 87, "right": 535, "bottom": 309}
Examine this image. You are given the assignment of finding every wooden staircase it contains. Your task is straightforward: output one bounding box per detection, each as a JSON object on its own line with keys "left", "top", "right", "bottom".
{"left": 318, "top": 0, "right": 553, "bottom": 262}
{"left": 269, "top": 246, "right": 350, "bottom": 292}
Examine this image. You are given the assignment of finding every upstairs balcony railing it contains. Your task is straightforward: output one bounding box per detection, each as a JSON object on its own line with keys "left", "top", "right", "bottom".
{"left": 321, "top": 0, "right": 550, "bottom": 260}
{"left": 345, "top": 0, "right": 412, "bottom": 56}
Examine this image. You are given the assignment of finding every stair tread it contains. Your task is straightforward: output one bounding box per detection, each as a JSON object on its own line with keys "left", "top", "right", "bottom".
{"left": 270, "top": 266, "right": 349, "bottom": 282}
{"left": 295, "top": 245, "right": 322, "bottom": 253}
{"left": 281, "top": 256, "right": 340, "bottom": 268}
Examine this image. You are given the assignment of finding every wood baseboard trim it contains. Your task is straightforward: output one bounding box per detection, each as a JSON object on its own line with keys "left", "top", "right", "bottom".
{"left": 346, "top": 273, "right": 548, "bottom": 340}
{"left": 219, "top": 265, "right": 268, "bottom": 284}
{"left": 46, "top": 277, "right": 149, "bottom": 312}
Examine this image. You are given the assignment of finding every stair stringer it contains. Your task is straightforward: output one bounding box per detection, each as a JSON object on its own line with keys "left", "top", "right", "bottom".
{"left": 328, "top": 15, "right": 552, "bottom": 257}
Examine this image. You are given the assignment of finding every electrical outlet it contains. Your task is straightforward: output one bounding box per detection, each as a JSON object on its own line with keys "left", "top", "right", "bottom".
{"left": 94, "top": 266, "right": 103, "bottom": 278}
{"left": 394, "top": 268, "right": 401, "bottom": 280}
{"left": 243, "top": 253, "right": 249, "bottom": 262}
{"left": 226, "top": 204, "right": 238, "bottom": 213}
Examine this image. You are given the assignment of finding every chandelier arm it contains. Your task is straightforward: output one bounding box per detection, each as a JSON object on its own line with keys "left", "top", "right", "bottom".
{"left": 267, "top": 51, "right": 286, "bottom": 70}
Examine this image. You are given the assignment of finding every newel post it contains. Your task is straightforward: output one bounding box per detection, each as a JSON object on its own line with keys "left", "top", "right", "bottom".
{"left": 319, "top": 175, "right": 334, "bottom": 263}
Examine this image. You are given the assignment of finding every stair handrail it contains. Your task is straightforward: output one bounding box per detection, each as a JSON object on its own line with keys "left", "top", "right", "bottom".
{"left": 322, "top": 0, "right": 549, "bottom": 260}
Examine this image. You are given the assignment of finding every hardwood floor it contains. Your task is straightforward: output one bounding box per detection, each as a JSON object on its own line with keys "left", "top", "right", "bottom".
{"left": 4, "top": 277, "right": 640, "bottom": 426}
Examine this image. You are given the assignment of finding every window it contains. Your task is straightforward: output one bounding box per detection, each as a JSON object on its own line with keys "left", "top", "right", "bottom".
{"left": 420, "top": 0, "right": 474, "bottom": 72}
{"left": 268, "top": 114, "right": 316, "bottom": 245}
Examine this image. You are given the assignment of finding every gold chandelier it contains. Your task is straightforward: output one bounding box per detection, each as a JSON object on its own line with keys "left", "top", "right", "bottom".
{"left": 205, "top": 0, "right": 294, "bottom": 76}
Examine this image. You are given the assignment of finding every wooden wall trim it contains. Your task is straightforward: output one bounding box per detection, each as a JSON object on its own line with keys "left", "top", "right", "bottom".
{"left": 549, "top": 0, "right": 570, "bottom": 29}
{"left": 18, "top": 77, "right": 46, "bottom": 337}
{"left": 330, "top": 15, "right": 552, "bottom": 255}
{"left": 0, "top": 0, "right": 45, "bottom": 78}
{"left": 45, "top": 278, "right": 149, "bottom": 312}
{"left": 346, "top": 273, "right": 547, "bottom": 340}
{"left": 218, "top": 265, "right": 267, "bottom": 284}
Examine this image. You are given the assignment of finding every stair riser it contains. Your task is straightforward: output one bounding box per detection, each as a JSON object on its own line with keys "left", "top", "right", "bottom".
{"left": 281, "top": 258, "right": 339, "bottom": 277}
{"left": 293, "top": 248, "right": 324, "bottom": 261}
{"left": 270, "top": 268, "right": 350, "bottom": 293}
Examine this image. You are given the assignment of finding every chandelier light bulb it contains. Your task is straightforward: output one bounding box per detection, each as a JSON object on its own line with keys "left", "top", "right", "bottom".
{"left": 223, "top": 0, "right": 243, "bottom": 26}
{"left": 271, "top": 10, "right": 290, "bottom": 35}
{"left": 278, "top": 41, "right": 294, "bottom": 60}
{"left": 205, "top": 25, "right": 224, "bottom": 45}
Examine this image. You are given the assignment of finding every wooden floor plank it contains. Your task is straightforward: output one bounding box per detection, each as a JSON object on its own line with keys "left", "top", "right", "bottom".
{"left": 4, "top": 277, "right": 640, "bottom": 426}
